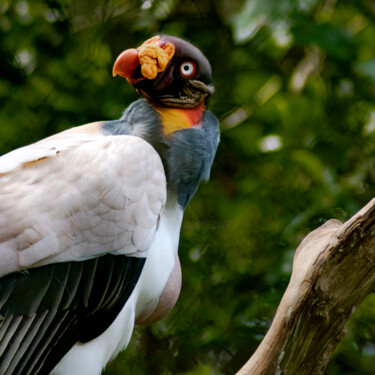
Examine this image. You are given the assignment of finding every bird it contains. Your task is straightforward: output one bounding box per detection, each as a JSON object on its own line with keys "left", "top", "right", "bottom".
{"left": 0, "top": 35, "right": 219, "bottom": 375}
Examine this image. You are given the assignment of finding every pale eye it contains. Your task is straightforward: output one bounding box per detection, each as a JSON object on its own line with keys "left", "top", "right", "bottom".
{"left": 180, "top": 61, "right": 196, "bottom": 78}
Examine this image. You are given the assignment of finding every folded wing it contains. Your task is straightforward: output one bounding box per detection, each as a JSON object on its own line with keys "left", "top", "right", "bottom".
{"left": 0, "top": 134, "right": 166, "bottom": 276}
{"left": 0, "top": 132, "right": 167, "bottom": 374}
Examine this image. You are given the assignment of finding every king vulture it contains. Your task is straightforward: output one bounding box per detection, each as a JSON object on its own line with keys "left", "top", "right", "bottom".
{"left": 0, "top": 35, "right": 219, "bottom": 375}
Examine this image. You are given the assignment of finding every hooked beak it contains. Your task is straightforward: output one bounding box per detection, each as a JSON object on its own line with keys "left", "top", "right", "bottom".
{"left": 112, "top": 48, "right": 143, "bottom": 84}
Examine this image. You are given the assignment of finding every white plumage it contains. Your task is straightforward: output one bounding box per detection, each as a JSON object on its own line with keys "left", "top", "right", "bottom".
{"left": 53, "top": 203, "right": 183, "bottom": 375}
{"left": 0, "top": 128, "right": 166, "bottom": 276}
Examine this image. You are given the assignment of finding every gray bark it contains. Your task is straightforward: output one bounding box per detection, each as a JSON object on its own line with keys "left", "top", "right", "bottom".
{"left": 237, "top": 198, "right": 375, "bottom": 375}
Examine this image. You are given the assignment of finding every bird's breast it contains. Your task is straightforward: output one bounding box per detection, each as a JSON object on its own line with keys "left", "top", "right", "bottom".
{"left": 134, "top": 202, "right": 184, "bottom": 325}
{"left": 135, "top": 253, "right": 181, "bottom": 325}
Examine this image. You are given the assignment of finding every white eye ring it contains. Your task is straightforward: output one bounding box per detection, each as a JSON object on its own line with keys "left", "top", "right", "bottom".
{"left": 180, "top": 61, "right": 196, "bottom": 78}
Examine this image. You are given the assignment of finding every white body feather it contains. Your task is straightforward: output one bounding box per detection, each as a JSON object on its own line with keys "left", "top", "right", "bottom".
{"left": 0, "top": 129, "right": 166, "bottom": 275}
{"left": 0, "top": 122, "right": 183, "bottom": 374}
{"left": 53, "top": 204, "right": 183, "bottom": 375}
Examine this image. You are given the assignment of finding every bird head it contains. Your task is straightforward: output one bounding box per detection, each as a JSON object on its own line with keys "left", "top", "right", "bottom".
{"left": 112, "top": 35, "right": 214, "bottom": 109}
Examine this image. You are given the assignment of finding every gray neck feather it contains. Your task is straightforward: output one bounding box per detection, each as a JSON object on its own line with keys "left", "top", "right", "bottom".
{"left": 101, "top": 99, "right": 220, "bottom": 209}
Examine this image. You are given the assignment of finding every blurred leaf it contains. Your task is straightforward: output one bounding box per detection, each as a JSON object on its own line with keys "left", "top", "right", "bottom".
{"left": 355, "top": 59, "right": 375, "bottom": 82}
{"left": 292, "top": 21, "right": 355, "bottom": 59}
{"left": 178, "top": 363, "right": 221, "bottom": 375}
{"left": 291, "top": 149, "right": 325, "bottom": 183}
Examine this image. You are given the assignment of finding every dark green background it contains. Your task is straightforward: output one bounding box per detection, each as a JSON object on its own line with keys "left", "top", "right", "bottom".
{"left": 1, "top": 0, "right": 375, "bottom": 374}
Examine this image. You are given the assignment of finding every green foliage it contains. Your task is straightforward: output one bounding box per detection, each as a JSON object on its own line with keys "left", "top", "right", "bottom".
{"left": 1, "top": 0, "right": 375, "bottom": 373}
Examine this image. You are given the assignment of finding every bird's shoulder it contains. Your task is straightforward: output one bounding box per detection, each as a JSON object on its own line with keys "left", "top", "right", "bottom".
{"left": 0, "top": 121, "right": 106, "bottom": 174}
{"left": 0, "top": 120, "right": 167, "bottom": 276}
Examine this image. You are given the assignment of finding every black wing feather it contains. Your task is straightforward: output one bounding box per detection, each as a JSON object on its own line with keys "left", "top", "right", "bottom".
{"left": 0, "top": 254, "right": 145, "bottom": 375}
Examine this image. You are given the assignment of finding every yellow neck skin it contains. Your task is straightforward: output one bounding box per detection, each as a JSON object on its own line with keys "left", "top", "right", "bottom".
{"left": 154, "top": 107, "right": 191, "bottom": 134}
{"left": 154, "top": 102, "right": 205, "bottom": 135}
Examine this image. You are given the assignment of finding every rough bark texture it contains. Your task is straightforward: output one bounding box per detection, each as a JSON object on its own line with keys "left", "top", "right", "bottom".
{"left": 237, "top": 198, "right": 375, "bottom": 375}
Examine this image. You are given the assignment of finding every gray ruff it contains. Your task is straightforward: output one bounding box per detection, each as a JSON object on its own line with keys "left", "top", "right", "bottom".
{"left": 158, "top": 81, "right": 215, "bottom": 108}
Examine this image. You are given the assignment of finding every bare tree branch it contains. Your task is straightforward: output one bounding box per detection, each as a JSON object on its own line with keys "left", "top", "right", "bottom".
{"left": 237, "top": 198, "right": 375, "bottom": 375}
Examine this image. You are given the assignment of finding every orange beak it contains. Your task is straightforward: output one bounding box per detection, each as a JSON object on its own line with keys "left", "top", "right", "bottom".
{"left": 112, "top": 36, "right": 175, "bottom": 85}
{"left": 112, "top": 48, "right": 144, "bottom": 84}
